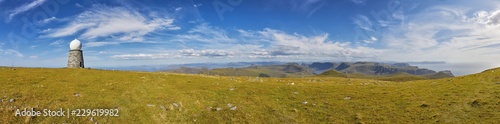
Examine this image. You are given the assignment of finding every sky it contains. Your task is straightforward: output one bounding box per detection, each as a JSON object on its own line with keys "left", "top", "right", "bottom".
{"left": 1, "top": 0, "right": 500, "bottom": 75}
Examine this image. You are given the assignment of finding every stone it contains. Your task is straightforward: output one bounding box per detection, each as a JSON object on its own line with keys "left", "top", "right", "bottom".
{"left": 160, "top": 105, "right": 166, "bottom": 110}
{"left": 302, "top": 101, "right": 308, "bottom": 105}
{"left": 230, "top": 106, "right": 237, "bottom": 111}
{"left": 9, "top": 99, "right": 15, "bottom": 103}
{"left": 216, "top": 108, "right": 222, "bottom": 111}
{"left": 147, "top": 104, "right": 155, "bottom": 107}
{"left": 344, "top": 96, "right": 352, "bottom": 100}
{"left": 172, "top": 103, "right": 179, "bottom": 108}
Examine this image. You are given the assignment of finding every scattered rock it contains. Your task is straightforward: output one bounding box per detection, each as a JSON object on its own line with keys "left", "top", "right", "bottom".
{"left": 230, "top": 106, "right": 237, "bottom": 111}
{"left": 291, "top": 82, "right": 295, "bottom": 85}
{"left": 496, "top": 82, "right": 500, "bottom": 84}
{"left": 160, "top": 105, "right": 166, "bottom": 110}
{"left": 229, "top": 88, "right": 234, "bottom": 91}
{"left": 90, "top": 117, "right": 94, "bottom": 122}
{"left": 227, "top": 103, "right": 233, "bottom": 107}
{"left": 216, "top": 108, "right": 222, "bottom": 111}
{"left": 470, "top": 100, "right": 484, "bottom": 107}
{"left": 344, "top": 96, "right": 352, "bottom": 100}
{"left": 74, "top": 93, "right": 81, "bottom": 97}
{"left": 172, "top": 103, "right": 179, "bottom": 108}
{"left": 293, "top": 92, "right": 299, "bottom": 95}
{"left": 420, "top": 104, "right": 429, "bottom": 108}
{"left": 9, "top": 99, "right": 15, "bottom": 103}
{"left": 147, "top": 104, "right": 155, "bottom": 107}
{"left": 302, "top": 101, "right": 308, "bottom": 105}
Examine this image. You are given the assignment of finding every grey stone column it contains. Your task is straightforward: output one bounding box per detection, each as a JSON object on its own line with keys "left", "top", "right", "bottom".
{"left": 67, "top": 50, "right": 84, "bottom": 68}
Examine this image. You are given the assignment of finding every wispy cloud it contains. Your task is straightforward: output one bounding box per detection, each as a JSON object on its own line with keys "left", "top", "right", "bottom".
{"left": 174, "top": 23, "right": 235, "bottom": 43}
{"left": 0, "top": 49, "right": 24, "bottom": 57}
{"left": 48, "top": 39, "right": 64, "bottom": 46}
{"left": 39, "top": 17, "right": 57, "bottom": 24}
{"left": 43, "top": 5, "right": 179, "bottom": 42}
{"left": 6, "top": 0, "right": 47, "bottom": 22}
{"left": 75, "top": 3, "right": 83, "bottom": 8}
{"left": 111, "top": 53, "right": 171, "bottom": 60}
{"left": 380, "top": 6, "right": 500, "bottom": 63}
{"left": 353, "top": 15, "right": 373, "bottom": 31}
{"left": 350, "top": 0, "right": 366, "bottom": 5}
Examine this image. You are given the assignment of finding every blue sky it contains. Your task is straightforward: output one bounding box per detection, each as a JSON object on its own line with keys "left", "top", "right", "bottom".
{"left": 1, "top": 0, "right": 500, "bottom": 75}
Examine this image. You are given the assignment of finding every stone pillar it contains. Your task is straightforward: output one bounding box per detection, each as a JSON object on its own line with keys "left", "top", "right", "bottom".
{"left": 67, "top": 50, "right": 84, "bottom": 68}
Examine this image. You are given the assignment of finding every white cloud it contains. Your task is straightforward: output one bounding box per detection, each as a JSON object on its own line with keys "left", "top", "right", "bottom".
{"left": 111, "top": 53, "right": 171, "bottom": 60}
{"left": 178, "top": 49, "right": 234, "bottom": 57}
{"left": 40, "top": 17, "right": 57, "bottom": 24}
{"left": 363, "top": 36, "right": 377, "bottom": 44}
{"left": 49, "top": 39, "right": 64, "bottom": 46}
{"left": 353, "top": 15, "right": 373, "bottom": 31}
{"left": 175, "top": 23, "right": 235, "bottom": 43}
{"left": 75, "top": 3, "right": 83, "bottom": 8}
{"left": 7, "top": 0, "right": 47, "bottom": 22}
{"left": 379, "top": 7, "right": 500, "bottom": 63}
{"left": 351, "top": 0, "right": 366, "bottom": 5}
{"left": 44, "top": 5, "right": 178, "bottom": 42}
{"left": 0, "top": 49, "right": 24, "bottom": 57}
{"left": 174, "top": 7, "right": 182, "bottom": 11}
{"left": 85, "top": 41, "right": 122, "bottom": 48}
{"left": 29, "top": 56, "right": 38, "bottom": 59}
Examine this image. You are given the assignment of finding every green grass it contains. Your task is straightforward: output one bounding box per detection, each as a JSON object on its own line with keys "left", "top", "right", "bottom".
{"left": 1, "top": 67, "right": 499, "bottom": 123}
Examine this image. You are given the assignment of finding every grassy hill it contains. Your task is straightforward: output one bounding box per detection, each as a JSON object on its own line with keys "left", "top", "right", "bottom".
{"left": 319, "top": 70, "right": 453, "bottom": 82}
{"left": 1, "top": 67, "right": 499, "bottom": 123}
{"left": 205, "top": 64, "right": 313, "bottom": 78}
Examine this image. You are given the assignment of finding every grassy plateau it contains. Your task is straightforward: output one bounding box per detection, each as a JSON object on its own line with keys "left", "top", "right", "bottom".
{"left": 0, "top": 67, "right": 499, "bottom": 123}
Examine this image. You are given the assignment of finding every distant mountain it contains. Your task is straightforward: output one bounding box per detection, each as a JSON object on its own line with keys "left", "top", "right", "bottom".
{"left": 283, "top": 63, "right": 314, "bottom": 74}
{"left": 316, "top": 62, "right": 455, "bottom": 81}
{"left": 309, "top": 62, "right": 441, "bottom": 76}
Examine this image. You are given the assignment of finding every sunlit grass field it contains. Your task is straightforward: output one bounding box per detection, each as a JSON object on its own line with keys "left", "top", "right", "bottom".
{"left": 1, "top": 67, "right": 499, "bottom": 123}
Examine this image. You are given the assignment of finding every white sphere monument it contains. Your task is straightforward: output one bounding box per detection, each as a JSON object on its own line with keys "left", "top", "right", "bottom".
{"left": 67, "top": 39, "right": 84, "bottom": 68}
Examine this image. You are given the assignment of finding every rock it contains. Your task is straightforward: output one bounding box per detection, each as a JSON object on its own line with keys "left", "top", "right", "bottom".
{"left": 9, "top": 99, "right": 15, "bottom": 103}
{"left": 230, "top": 106, "right": 237, "bottom": 111}
{"left": 147, "top": 104, "right": 155, "bottom": 107}
{"left": 74, "top": 93, "right": 81, "bottom": 97}
{"left": 229, "top": 88, "right": 234, "bottom": 91}
{"left": 90, "top": 117, "right": 94, "bottom": 122}
{"left": 496, "top": 82, "right": 500, "bottom": 84}
{"left": 302, "top": 101, "right": 308, "bottom": 105}
{"left": 172, "top": 103, "right": 179, "bottom": 108}
{"left": 160, "top": 105, "right": 166, "bottom": 110}
{"left": 216, "top": 108, "right": 222, "bottom": 111}
{"left": 293, "top": 92, "right": 299, "bottom": 95}
{"left": 227, "top": 103, "right": 232, "bottom": 107}
{"left": 344, "top": 96, "right": 352, "bottom": 100}
{"left": 420, "top": 104, "right": 429, "bottom": 108}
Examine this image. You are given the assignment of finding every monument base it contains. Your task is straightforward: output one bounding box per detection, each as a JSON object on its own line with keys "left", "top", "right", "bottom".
{"left": 67, "top": 50, "right": 84, "bottom": 68}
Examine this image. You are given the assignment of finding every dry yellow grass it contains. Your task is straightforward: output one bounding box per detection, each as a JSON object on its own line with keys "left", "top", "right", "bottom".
{"left": 0, "top": 67, "right": 499, "bottom": 123}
